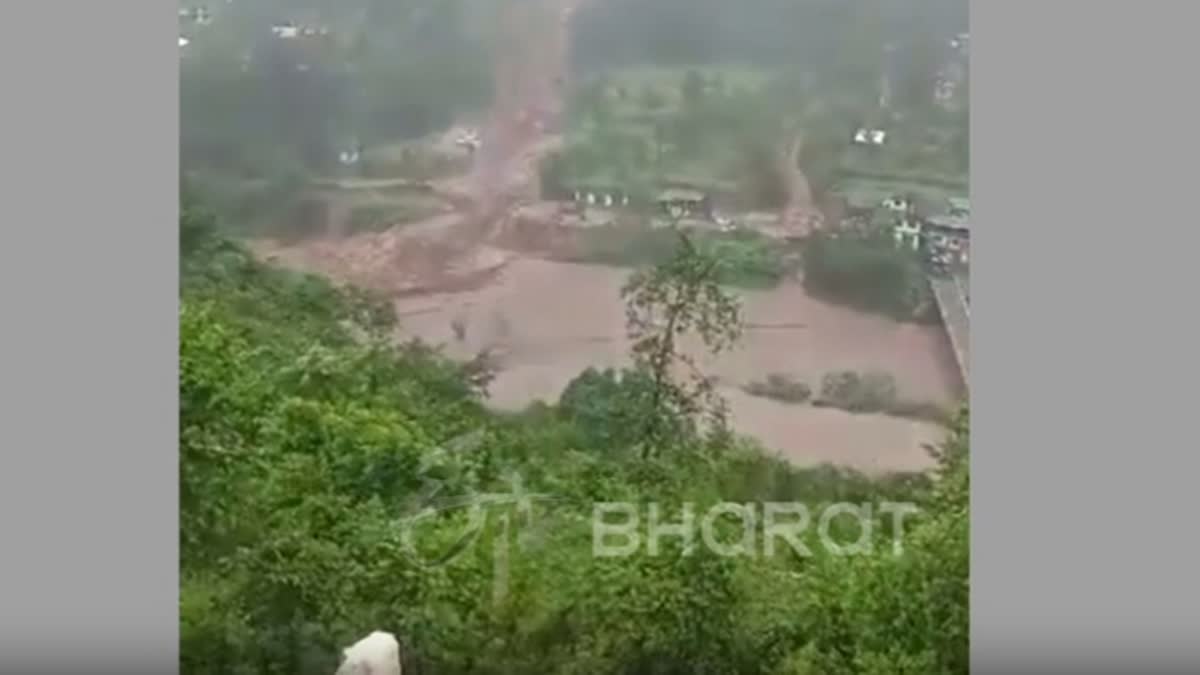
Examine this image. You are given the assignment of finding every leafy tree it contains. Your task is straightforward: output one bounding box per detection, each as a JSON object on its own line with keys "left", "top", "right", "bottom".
{"left": 620, "top": 226, "right": 743, "bottom": 455}
{"left": 559, "top": 367, "right": 666, "bottom": 452}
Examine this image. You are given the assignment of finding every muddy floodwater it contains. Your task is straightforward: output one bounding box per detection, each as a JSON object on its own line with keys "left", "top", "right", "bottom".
{"left": 393, "top": 258, "right": 963, "bottom": 474}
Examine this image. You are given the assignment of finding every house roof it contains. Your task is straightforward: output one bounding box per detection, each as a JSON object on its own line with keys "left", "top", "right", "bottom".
{"left": 564, "top": 180, "right": 627, "bottom": 194}
{"left": 657, "top": 188, "right": 705, "bottom": 202}
{"left": 926, "top": 214, "right": 970, "bottom": 233}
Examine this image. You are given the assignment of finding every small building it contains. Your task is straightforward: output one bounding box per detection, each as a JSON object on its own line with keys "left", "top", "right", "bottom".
{"left": 923, "top": 214, "right": 970, "bottom": 266}
{"left": 337, "top": 144, "right": 362, "bottom": 166}
{"left": 853, "top": 128, "right": 887, "bottom": 146}
{"left": 881, "top": 194, "right": 911, "bottom": 214}
{"left": 894, "top": 216, "right": 922, "bottom": 251}
{"left": 570, "top": 185, "right": 629, "bottom": 209}
{"left": 888, "top": 194, "right": 970, "bottom": 267}
{"left": 271, "top": 23, "right": 299, "bottom": 39}
{"left": 656, "top": 188, "right": 708, "bottom": 219}
{"left": 179, "top": 36, "right": 191, "bottom": 48}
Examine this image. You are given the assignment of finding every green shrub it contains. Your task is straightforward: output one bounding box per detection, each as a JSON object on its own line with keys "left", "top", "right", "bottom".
{"left": 744, "top": 373, "right": 813, "bottom": 404}
{"left": 816, "top": 370, "right": 899, "bottom": 413}
{"left": 800, "top": 232, "right": 929, "bottom": 319}
{"left": 576, "top": 225, "right": 791, "bottom": 288}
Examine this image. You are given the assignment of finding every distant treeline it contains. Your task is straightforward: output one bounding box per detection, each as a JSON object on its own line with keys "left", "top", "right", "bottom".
{"left": 570, "top": 0, "right": 967, "bottom": 79}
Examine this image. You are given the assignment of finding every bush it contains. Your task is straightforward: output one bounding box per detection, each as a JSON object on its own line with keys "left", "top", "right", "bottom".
{"left": 698, "top": 230, "right": 791, "bottom": 288}
{"left": 576, "top": 225, "right": 791, "bottom": 288}
{"left": 800, "top": 231, "right": 929, "bottom": 319}
{"left": 816, "top": 370, "right": 898, "bottom": 413}
{"left": 558, "top": 366, "right": 682, "bottom": 451}
{"left": 744, "top": 373, "right": 812, "bottom": 404}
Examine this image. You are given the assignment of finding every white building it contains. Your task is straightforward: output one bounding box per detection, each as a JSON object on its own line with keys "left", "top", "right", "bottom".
{"left": 881, "top": 195, "right": 910, "bottom": 213}
{"left": 853, "top": 128, "right": 887, "bottom": 146}
{"left": 894, "top": 217, "right": 922, "bottom": 250}
{"left": 271, "top": 23, "right": 299, "bottom": 39}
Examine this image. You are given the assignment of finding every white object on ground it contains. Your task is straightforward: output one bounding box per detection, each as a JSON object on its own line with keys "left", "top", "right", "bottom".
{"left": 334, "top": 631, "right": 401, "bottom": 675}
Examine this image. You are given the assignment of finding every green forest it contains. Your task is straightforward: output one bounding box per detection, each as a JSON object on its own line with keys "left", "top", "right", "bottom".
{"left": 180, "top": 200, "right": 968, "bottom": 674}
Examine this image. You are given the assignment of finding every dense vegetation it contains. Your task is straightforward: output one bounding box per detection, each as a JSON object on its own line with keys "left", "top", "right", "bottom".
{"left": 573, "top": 224, "right": 793, "bottom": 289}
{"left": 180, "top": 203, "right": 968, "bottom": 674}
{"left": 800, "top": 231, "right": 932, "bottom": 321}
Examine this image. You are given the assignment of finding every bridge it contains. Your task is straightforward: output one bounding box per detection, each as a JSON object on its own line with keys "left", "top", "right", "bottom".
{"left": 929, "top": 272, "right": 969, "bottom": 388}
